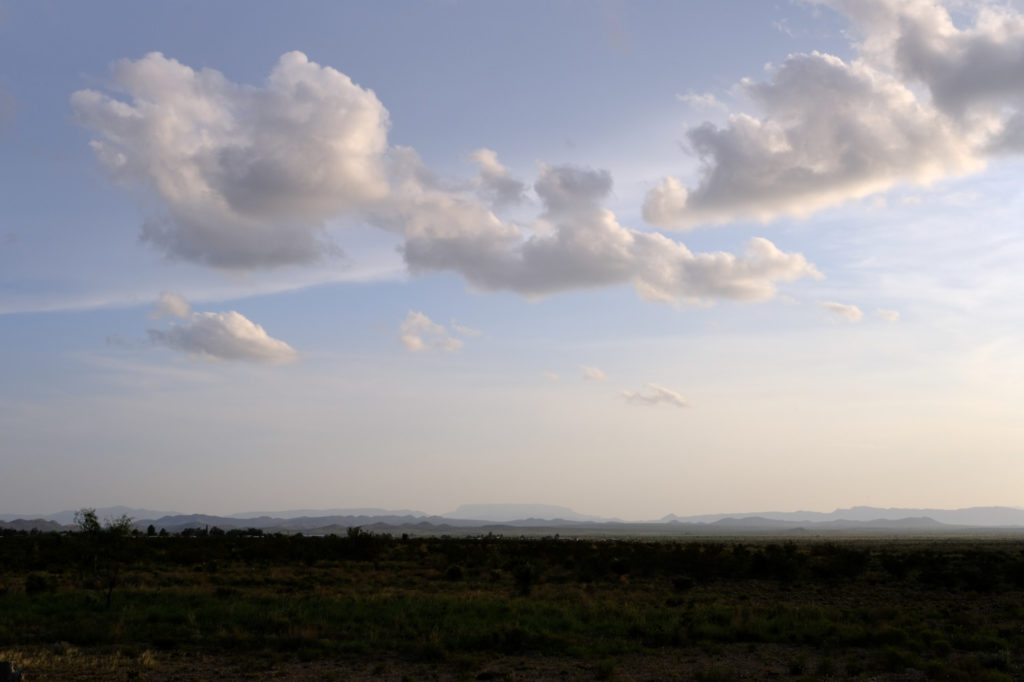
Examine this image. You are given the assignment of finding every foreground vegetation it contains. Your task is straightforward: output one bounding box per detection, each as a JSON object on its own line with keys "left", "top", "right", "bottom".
{"left": 2, "top": 526, "right": 1024, "bottom": 680}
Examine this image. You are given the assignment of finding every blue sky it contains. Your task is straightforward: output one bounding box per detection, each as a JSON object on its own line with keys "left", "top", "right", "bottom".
{"left": 3, "top": 1, "right": 1024, "bottom": 518}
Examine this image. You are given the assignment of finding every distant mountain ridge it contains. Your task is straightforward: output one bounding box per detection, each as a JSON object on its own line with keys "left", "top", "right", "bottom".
{"left": 3, "top": 504, "right": 1024, "bottom": 533}
{"left": 442, "top": 503, "right": 619, "bottom": 523}
{"left": 229, "top": 508, "right": 427, "bottom": 520}
{"left": 661, "top": 506, "right": 1024, "bottom": 527}
{"left": 0, "top": 506, "right": 180, "bottom": 524}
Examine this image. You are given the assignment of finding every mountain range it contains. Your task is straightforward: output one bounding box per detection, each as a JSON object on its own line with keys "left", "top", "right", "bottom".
{"left": 4, "top": 504, "right": 1024, "bottom": 534}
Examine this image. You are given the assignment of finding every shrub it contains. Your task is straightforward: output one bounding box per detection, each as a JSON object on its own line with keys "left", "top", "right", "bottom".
{"left": 24, "top": 572, "right": 53, "bottom": 595}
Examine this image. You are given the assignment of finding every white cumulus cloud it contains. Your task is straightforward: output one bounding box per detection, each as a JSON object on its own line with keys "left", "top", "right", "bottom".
{"left": 148, "top": 309, "right": 298, "bottom": 363}
{"left": 645, "top": 50, "right": 978, "bottom": 229}
{"left": 382, "top": 155, "right": 821, "bottom": 303}
{"left": 582, "top": 366, "right": 607, "bottom": 382}
{"left": 622, "top": 384, "right": 689, "bottom": 408}
{"left": 823, "top": 0, "right": 1024, "bottom": 153}
{"left": 399, "top": 311, "right": 463, "bottom": 353}
{"left": 72, "top": 51, "right": 390, "bottom": 268}
{"left": 75, "top": 52, "right": 821, "bottom": 308}
{"left": 647, "top": 0, "right": 1024, "bottom": 230}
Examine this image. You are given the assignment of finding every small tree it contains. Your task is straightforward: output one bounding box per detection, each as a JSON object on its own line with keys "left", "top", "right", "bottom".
{"left": 104, "top": 514, "right": 134, "bottom": 537}
{"left": 74, "top": 508, "right": 102, "bottom": 534}
{"left": 72, "top": 508, "right": 135, "bottom": 608}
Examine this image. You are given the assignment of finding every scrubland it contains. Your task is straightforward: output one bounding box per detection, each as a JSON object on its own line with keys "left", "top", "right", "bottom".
{"left": 2, "top": 529, "right": 1024, "bottom": 680}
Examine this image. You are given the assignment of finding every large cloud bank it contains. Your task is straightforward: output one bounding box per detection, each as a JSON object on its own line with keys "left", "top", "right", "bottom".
{"left": 74, "top": 51, "right": 821, "bottom": 306}
{"left": 645, "top": 0, "right": 1024, "bottom": 229}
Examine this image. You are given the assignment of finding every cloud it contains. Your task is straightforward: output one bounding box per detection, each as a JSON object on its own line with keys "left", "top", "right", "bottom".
{"left": 384, "top": 156, "right": 822, "bottom": 303}
{"left": 824, "top": 0, "right": 1024, "bottom": 153}
{"left": 822, "top": 301, "right": 864, "bottom": 322}
{"left": 470, "top": 148, "right": 527, "bottom": 207}
{"left": 450, "top": 321, "right": 481, "bottom": 337}
{"left": 149, "top": 291, "right": 191, "bottom": 319}
{"left": 647, "top": 0, "right": 1024, "bottom": 229}
{"left": 622, "top": 383, "right": 689, "bottom": 408}
{"left": 72, "top": 51, "right": 390, "bottom": 268}
{"left": 644, "top": 50, "right": 978, "bottom": 229}
{"left": 75, "top": 51, "right": 820, "bottom": 307}
{"left": 399, "top": 311, "right": 462, "bottom": 352}
{"left": 543, "top": 372, "right": 560, "bottom": 382}
{"left": 877, "top": 308, "right": 900, "bottom": 322}
{"left": 677, "top": 91, "right": 726, "bottom": 112}
{"left": 582, "top": 366, "right": 607, "bottom": 382}
{"left": 148, "top": 310, "right": 298, "bottom": 363}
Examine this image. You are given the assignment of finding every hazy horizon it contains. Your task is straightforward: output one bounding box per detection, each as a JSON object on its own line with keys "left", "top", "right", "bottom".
{"left": 4, "top": 1, "right": 1024, "bottom": 519}
{"left": 6, "top": 502, "right": 1024, "bottom": 527}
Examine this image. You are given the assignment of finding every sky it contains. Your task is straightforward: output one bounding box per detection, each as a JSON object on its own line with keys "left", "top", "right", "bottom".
{"left": 4, "top": 0, "right": 1024, "bottom": 519}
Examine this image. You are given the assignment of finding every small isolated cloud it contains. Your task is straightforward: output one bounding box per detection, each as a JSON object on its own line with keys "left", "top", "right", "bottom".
{"left": 622, "top": 383, "right": 689, "bottom": 408}
{"left": 543, "top": 371, "right": 560, "bottom": 382}
{"left": 399, "top": 311, "right": 462, "bottom": 352}
{"left": 822, "top": 301, "right": 864, "bottom": 322}
{"left": 677, "top": 91, "right": 726, "bottom": 112}
{"left": 451, "top": 321, "right": 481, "bottom": 338}
{"left": 148, "top": 309, "right": 298, "bottom": 364}
{"left": 877, "top": 308, "right": 900, "bottom": 322}
{"left": 582, "top": 366, "right": 607, "bottom": 382}
{"left": 150, "top": 291, "right": 191, "bottom": 319}
{"left": 772, "top": 18, "right": 797, "bottom": 38}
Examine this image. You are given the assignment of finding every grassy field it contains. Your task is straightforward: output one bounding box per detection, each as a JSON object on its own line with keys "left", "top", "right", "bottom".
{"left": 1, "top": 529, "right": 1023, "bottom": 680}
